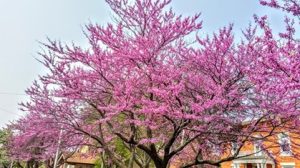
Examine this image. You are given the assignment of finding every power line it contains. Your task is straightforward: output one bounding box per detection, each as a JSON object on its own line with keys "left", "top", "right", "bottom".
{"left": 0, "top": 107, "right": 22, "bottom": 116}
{"left": 0, "top": 92, "right": 27, "bottom": 96}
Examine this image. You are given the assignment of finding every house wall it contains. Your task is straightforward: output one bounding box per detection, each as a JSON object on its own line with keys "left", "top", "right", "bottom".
{"left": 221, "top": 131, "right": 300, "bottom": 168}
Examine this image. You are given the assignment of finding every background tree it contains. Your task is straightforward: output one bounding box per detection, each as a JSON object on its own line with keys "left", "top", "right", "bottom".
{"left": 7, "top": 112, "right": 85, "bottom": 168}
{"left": 0, "top": 127, "right": 11, "bottom": 168}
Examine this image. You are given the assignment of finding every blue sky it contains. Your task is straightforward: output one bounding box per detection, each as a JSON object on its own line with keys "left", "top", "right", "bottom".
{"left": 0, "top": 0, "right": 291, "bottom": 127}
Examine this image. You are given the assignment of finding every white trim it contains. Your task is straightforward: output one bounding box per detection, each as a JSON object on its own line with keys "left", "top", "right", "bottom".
{"left": 233, "top": 160, "right": 274, "bottom": 164}
{"left": 257, "top": 163, "right": 261, "bottom": 168}
{"left": 280, "top": 163, "right": 295, "bottom": 166}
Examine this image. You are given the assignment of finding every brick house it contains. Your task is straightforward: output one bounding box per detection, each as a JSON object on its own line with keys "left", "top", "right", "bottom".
{"left": 221, "top": 131, "right": 300, "bottom": 168}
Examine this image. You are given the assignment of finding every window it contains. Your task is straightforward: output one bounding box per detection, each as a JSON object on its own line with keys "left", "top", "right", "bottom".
{"left": 231, "top": 142, "right": 238, "bottom": 155}
{"left": 254, "top": 143, "right": 263, "bottom": 156}
{"left": 253, "top": 135, "right": 263, "bottom": 156}
{"left": 209, "top": 143, "right": 221, "bottom": 156}
{"left": 278, "top": 133, "right": 292, "bottom": 155}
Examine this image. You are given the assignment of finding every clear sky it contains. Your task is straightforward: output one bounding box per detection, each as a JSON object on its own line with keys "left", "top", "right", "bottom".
{"left": 0, "top": 0, "right": 291, "bottom": 127}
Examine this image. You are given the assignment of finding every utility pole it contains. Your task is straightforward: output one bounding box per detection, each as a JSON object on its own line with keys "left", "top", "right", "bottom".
{"left": 9, "top": 159, "right": 14, "bottom": 168}
{"left": 53, "top": 129, "right": 63, "bottom": 168}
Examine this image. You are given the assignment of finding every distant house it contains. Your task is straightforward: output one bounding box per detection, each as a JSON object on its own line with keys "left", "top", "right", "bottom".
{"left": 60, "top": 146, "right": 97, "bottom": 168}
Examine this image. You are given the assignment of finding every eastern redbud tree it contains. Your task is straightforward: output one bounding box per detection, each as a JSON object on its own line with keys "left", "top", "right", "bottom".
{"left": 9, "top": 0, "right": 300, "bottom": 168}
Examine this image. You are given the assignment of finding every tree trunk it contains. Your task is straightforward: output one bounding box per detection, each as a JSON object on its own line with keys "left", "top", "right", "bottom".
{"left": 153, "top": 160, "right": 169, "bottom": 168}
{"left": 33, "top": 161, "right": 39, "bottom": 168}
{"left": 16, "top": 162, "right": 24, "bottom": 168}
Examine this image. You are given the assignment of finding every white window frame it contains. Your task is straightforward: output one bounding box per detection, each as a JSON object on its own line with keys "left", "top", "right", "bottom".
{"left": 280, "top": 162, "right": 295, "bottom": 168}
{"left": 278, "top": 132, "right": 292, "bottom": 156}
{"left": 254, "top": 143, "right": 263, "bottom": 156}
